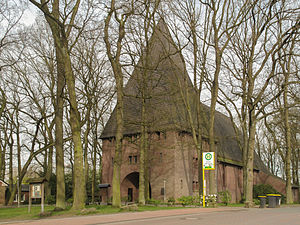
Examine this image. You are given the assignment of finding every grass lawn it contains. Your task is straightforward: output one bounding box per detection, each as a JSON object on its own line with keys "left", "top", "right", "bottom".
{"left": 0, "top": 205, "right": 56, "bottom": 221}
{"left": 3, "top": 203, "right": 297, "bottom": 222}
{"left": 0, "top": 204, "right": 185, "bottom": 222}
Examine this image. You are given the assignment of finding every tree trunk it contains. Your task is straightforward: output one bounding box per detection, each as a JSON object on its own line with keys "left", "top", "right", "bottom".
{"left": 29, "top": 0, "right": 83, "bottom": 210}
{"left": 196, "top": 78, "right": 203, "bottom": 195}
{"left": 91, "top": 134, "right": 97, "bottom": 204}
{"left": 16, "top": 113, "right": 21, "bottom": 207}
{"left": 279, "top": 30, "right": 295, "bottom": 204}
{"left": 208, "top": 53, "right": 221, "bottom": 195}
{"left": 242, "top": 133, "right": 248, "bottom": 202}
{"left": 208, "top": 4, "right": 223, "bottom": 194}
{"left": 8, "top": 130, "right": 13, "bottom": 204}
{"left": 197, "top": 141, "right": 203, "bottom": 195}
{"left": 83, "top": 114, "right": 91, "bottom": 204}
{"left": 61, "top": 40, "right": 85, "bottom": 210}
{"left": 104, "top": 1, "right": 127, "bottom": 207}
{"left": 44, "top": 145, "right": 53, "bottom": 199}
{"left": 245, "top": 112, "right": 256, "bottom": 207}
{"left": 294, "top": 148, "right": 299, "bottom": 203}
{"left": 241, "top": 90, "right": 248, "bottom": 201}
{"left": 283, "top": 71, "right": 293, "bottom": 204}
{"left": 0, "top": 131, "right": 6, "bottom": 180}
{"left": 55, "top": 47, "right": 66, "bottom": 209}
{"left": 144, "top": 142, "right": 150, "bottom": 201}
{"left": 0, "top": 91, "right": 6, "bottom": 180}
{"left": 112, "top": 74, "right": 123, "bottom": 208}
{"left": 139, "top": 98, "right": 146, "bottom": 205}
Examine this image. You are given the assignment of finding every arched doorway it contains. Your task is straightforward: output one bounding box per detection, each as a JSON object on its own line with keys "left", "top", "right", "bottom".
{"left": 121, "top": 172, "right": 139, "bottom": 202}
{"left": 121, "top": 172, "right": 152, "bottom": 202}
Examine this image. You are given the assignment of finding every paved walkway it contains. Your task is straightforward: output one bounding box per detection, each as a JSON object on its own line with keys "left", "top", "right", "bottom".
{"left": 0, "top": 207, "right": 242, "bottom": 225}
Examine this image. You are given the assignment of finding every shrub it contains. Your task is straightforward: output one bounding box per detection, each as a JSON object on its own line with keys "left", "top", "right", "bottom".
{"left": 206, "top": 194, "right": 217, "bottom": 207}
{"left": 45, "top": 195, "right": 56, "bottom": 205}
{"left": 253, "top": 184, "right": 278, "bottom": 198}
{"left": 146, "top": 198, "right": 161, "bottom": 206}
{"left": 253, "top": 184, "right": 286, "bottom": 204}
{"left": 193, "top": 195, "right": 202, "bottom": 206}
{"left": 280, "top": 194, "right": 286, "bottom": 204}
{"left": 177, "top": 196, "right": 193, "bottom": 206}
{"left": 66, "top": 198, "right": 73, "bottom": 205}
{"left": 253, "top": 198, "right": 260, "bottom": 205}
{"left": 167, "top": 197, "right": 175, "bottom": 205}
{"left": 176, "top": 195, "right": 218, "bottom": 206}
{"left": 218, "top": 190, "right": 231, "bottom": 205}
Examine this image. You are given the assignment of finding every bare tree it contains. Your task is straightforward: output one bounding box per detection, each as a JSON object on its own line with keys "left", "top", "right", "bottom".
{"left": 29, "top": 0, "right": 89, "bottom": 210}
{"left": 104, "top": 0, "right": 135, "bottom": 207}
{"left": 218, "top": 0, "right": 299, "bottom": 206}
{"left": 19, "top": 21, "right": 57, "bottom": 199}
{"left": 167, "top": 0, "right": 252, "bottom": 197}
{"left": 73, "top": 24, "right": 115, "bottom": 203}
{"left": 277, "top": 23, "right": 298, "bottom": 204}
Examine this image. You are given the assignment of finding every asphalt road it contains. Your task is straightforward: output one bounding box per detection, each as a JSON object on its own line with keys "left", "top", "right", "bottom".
{"left": 99, "top": 207, "right": 300, "bottom": 225}
{"left": 1, "top": 206, "right": 300, "bottom": 225}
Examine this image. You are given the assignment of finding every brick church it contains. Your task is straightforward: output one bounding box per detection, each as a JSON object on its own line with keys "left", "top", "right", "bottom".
{"left": 100, "top": 19, "right": 298, "bottom": 203}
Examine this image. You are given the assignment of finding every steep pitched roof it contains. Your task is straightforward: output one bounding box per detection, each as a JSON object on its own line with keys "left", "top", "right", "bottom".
{"left": 100, "top": 19, "right": 267, "bottom": 172}
{"left": 101, "top": 18, "right": 194, "bottom": 138}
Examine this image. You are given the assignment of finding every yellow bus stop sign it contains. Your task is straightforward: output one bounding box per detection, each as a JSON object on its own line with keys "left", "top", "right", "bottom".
{"left": 202, "top": 152, "right": 215, "bottom": 208}
{"left": 203, "top": 152, "right": 215, "bottom": 170}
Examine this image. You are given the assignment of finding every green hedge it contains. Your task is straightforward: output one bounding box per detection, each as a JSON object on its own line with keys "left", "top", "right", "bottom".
{"left": 253, "top": 184, "right": 286, "bottom": 203}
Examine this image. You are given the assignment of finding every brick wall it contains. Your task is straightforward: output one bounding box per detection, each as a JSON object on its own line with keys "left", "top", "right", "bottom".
{"left": 101, "top": 131, "right": 298, "bottom": 203}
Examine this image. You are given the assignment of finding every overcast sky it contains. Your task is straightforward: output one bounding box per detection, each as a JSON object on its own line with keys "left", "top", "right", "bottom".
{"left": 21, "top": 4, "right": 37, "bottom": 26}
